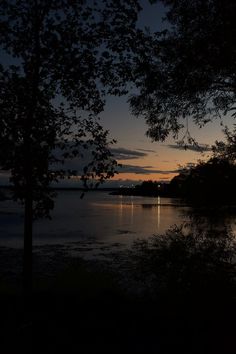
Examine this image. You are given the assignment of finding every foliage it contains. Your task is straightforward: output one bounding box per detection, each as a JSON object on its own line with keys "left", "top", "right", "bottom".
{"left": 130, "top": 0, "right": 236, "bottom": 141}
{"left": 170, "top": 157, "right": 236, "bottom": 204}
{"left": 213, "top": 125, "right": 236, "bottom": 163}
{"left": 0, "top": 0, "right": 142, "bottom": 218}
{"left": 130, "top": 224, "right": 236, "bottom": 300}
{"left": 134, "top": 180, "right": 159, "bottom": 195}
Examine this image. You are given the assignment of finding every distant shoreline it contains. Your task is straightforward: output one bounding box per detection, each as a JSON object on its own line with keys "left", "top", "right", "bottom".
{"left": 0, "top": 185, "right": 118, "bottom": 192}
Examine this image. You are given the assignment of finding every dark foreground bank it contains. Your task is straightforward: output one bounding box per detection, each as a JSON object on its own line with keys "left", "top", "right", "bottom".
{"left": 0, "top": 226, "right": 235, "bottom": 354}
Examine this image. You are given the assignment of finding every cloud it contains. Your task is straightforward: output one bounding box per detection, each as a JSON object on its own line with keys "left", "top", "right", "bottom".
{"left": 118, "top": 164, "right": 179, "bottom": 175}
{"left": 51, "top": 144, "right": 178, "bottom": 178}
{"left": 52, "top": 144, "right": 154, "bottom": 175}
{"left": 110, "top": 147, "right": 147, "bottom": 160}
{"left": 136, "top": 148, "right": 156, "bottom": 153}
{"left": 168, "top": 144, "right": 211, "bottom": 152}
{"left": 57, "top": 147, "right": 149, "bottom": 173}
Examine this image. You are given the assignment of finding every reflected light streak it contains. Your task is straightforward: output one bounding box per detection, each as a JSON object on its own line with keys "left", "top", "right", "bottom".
{"left": 130, "top": 196, "right": 134, "bottom": 224}
{"left": 119, "top": 195, "right": 123, "bottom": 220}
{"left": 157, "top": 196, "right": 161, "bottom": 229}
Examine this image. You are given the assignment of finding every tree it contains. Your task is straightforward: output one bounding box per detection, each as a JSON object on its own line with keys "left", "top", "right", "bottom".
{"left": 130, "top": 0, "right": 236, "bottom": 141}
{"left": 0, "top": 0, "right": 142, "bottom": 290}
{"left": 170, "top": 157, "right": 236, "bottom": 204}
{"left": 213, "top": 125, "right": 236, "bottom": 163}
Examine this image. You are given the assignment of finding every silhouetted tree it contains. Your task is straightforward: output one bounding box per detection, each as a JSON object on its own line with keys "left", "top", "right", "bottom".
{"left": 135, "top": 180, "right": 159, "bottom": 196}
{"left": 0, "top": 0, "right": 142, "bottom": 290}
{"left": 130, "top": 0, "right": 236, "bottom": 141}
{"left": 213, "top": 125, "right": 236, "bottom": 163}
{"left": 170, "top": 157, "right": 236, "bottom": 204}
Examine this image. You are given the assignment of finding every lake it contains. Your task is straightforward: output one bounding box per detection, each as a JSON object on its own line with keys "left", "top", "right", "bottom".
{"left": 0, "top": 190, "right": 235, "bottom": 249}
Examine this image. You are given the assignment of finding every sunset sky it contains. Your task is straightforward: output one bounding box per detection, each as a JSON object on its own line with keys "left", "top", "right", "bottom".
{"left": 0, "top": 0, "right": 234, "bottom": 188}
{"left": 98, "top": 0, "right": 234, "bottom": 186}
{"left": 100, "top": 93, "right": 234, "bottom": 186}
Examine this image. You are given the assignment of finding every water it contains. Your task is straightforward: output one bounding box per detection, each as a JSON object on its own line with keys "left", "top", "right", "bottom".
{"left": 0, "top": 190, "right": 235, "bottom": 248}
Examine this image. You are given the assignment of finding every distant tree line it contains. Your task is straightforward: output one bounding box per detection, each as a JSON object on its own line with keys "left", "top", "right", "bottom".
{"left": 113, "top": 155, "right": 236, "bottom": 205}
{"left": 170, "top": 126, "right": 236, "bottom": 205}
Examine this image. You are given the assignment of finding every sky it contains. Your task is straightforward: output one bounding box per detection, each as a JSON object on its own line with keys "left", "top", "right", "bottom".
{"left": 99, "top": 90, "right": 233, "bottom": 187}
{"left": 96, "top": 0, "right": 234, "bottom": 186}
{"left": 0, "top": 0, "right": 234, "bottom": 188}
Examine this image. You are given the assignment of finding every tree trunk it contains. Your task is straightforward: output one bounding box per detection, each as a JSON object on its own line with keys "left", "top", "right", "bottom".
{"left": 23, "top": 0, "right": 40, "bottom": 295}
{"left": 22, "top": 0, "right": 40, "bottom": 293}
{"left": 23, "top": 178, "right": 33, "bottom": 293}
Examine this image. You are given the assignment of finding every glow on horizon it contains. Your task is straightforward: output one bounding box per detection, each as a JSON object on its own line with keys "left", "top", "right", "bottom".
{"left": 100, "top": 100, "right": 234, "bottom": 183}
{"left": 111, "top": 142, "right": 213, "bottom": 182}
{"left": 112, "top": 172, "right": 178, "bottom": 182}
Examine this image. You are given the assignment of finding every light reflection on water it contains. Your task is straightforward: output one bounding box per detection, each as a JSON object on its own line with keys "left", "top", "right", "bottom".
{"left": 157, "top": 196, "right": 161, "bottom": 230}
{"left": 0, "top": 190, "right": 235, "bottom": 248}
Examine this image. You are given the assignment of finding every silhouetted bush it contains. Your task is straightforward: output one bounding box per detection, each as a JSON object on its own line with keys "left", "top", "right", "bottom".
{"left": 130, "top": 224, "right": 236, "bottom": 302}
